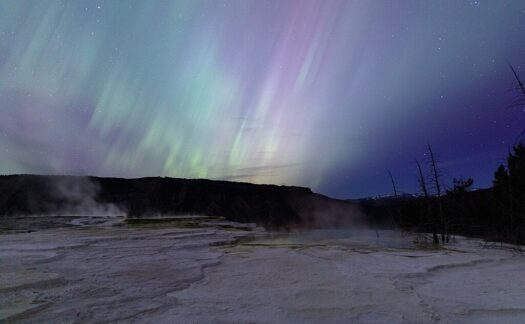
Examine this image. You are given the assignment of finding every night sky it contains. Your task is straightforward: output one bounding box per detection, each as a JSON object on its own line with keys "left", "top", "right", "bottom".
{"left": 1, "top": 1, "right": 525, "bottom": 198}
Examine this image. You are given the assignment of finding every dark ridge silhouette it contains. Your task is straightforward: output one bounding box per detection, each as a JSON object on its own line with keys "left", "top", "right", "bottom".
{"left": 0, "top": 175, "right": 362, "bottom": 230}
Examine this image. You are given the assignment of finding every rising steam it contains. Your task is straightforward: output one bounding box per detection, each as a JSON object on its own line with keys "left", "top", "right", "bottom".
{"left": 45, "top": 177, "right": 124, "bottom": 216}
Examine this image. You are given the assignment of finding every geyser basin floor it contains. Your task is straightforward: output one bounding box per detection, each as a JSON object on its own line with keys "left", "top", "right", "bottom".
{"left": 1, "top": 222, "right": 524, "bottom": 323}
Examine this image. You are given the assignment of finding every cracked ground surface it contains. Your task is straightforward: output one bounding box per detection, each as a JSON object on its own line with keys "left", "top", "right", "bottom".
{"left": 1, "top": 220, "right": 524, "bottom": 323}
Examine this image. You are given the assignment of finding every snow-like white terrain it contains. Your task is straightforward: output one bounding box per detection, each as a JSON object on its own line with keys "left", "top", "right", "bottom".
{"left": 1, "top": 218, "right": 524, "bottom": 323}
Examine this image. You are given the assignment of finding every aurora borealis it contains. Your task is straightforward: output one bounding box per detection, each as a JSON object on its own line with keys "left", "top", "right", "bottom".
{"left": 1, "top": 1, "right": 525, "bottom": 198}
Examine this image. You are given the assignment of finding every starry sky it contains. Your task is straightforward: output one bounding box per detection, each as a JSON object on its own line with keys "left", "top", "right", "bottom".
{"left": 1, "top": 0, "right": 525, "bottom": 198}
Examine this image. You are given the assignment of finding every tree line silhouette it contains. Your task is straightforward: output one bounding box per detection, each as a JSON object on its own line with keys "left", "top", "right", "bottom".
{"left": 378, "top": 64, "right": 525, "bottom": 246}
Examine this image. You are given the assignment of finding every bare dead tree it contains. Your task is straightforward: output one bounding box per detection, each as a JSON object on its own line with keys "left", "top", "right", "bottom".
{"left": 415, "top": 159, "right": 429, "bottom": 199}
{"left": 387, "top": 170, "right": 398, "bottom": 198}
{"left": 505, "top": 63, "right": 525, "bottom": 247}
{"left": 508, "top": 63, "right": 525, "bottom": 96}
{"left": 427, "top": 144, "right": 448, "bottom": 243}
{"left": 428, "top": 144, "right": 442, "bottom": 198}
{"left": 385, "top": 170, "right": 401, "bottom": 235}
{"left": 508, "top": 63, "right": 525, "bottom": 143}
{"left": 416, "top": 158, "right": 438, "bottom": 244}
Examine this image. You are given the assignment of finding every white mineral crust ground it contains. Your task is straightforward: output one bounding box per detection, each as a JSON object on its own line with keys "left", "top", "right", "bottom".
{"left": 1, "top": 219, "right": 524, "bottom": 323}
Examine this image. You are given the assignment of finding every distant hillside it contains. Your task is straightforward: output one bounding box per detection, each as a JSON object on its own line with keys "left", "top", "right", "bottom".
{"left": 352, "top": 188, "right": 510, "bottom": 242}
{"left": 0, "top": 175, "right": 364, "bottom": 229}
